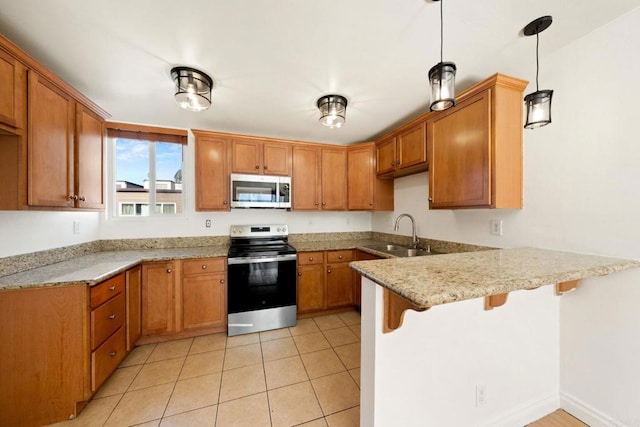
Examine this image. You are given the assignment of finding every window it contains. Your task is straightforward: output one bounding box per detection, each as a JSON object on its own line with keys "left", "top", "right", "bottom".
{"left": 107, "top": 123, "right": 187, "bottom": 217}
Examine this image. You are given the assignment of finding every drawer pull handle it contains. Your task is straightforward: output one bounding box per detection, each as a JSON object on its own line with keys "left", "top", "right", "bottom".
{"left": 109, "top": 351, "right": 117, "bottom": 357}
{"left": 109, "top": 286, "right": 116, "bottom": 291}
{"left": 109, "top": 314, "right": 117, "bottom": 320}
{"left": 167, "top": 268, "right": 172, "bottom": 273}
{"left": 202, "top": 265, "right": 207, "bottom": 269}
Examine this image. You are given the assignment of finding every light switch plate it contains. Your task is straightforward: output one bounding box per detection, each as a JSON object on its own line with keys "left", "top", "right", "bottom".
{"left": 490, "top": 219, "right": 503, "bottom": 236}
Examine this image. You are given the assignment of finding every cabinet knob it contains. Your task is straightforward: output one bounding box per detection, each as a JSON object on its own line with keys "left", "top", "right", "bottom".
{"left": 109, "top": 314, "right": 117, "bottom": 320}
{"left": 369, "top": 202, "right": 374, "bottom": 206}
{"left": 202, "top": 265, "right": 207, "bottom": 270}
{"left": 255, "top": 165, "right": 260, "bottom": 169}
{"left": 69, "top": 195, "right": 78, "bottom": 201}
{"left": 79, "top": 196, "right": 86, "bottom": 202}
{"left": 298, "top": 271, "right": 302, "bottom": 276}
{"left": 264, "top": 165, "right": 268, "bottom": 170}
{"left": 109, "top": 286, "right": 116, "bottom": 291}
{"left": 315, "top": 202, "right": 319, "bottom": 206}
{"left": 338, "top": 255, "right": 343, "bottom": 260}
{"left": 166, "top": 268, "right": 172, "bottom": 273}
{"left": 220, "top": 279, "right": 225, "bottom": 284}
{"left": 223, "top": 200, "right": 228, "bottom": 205}
{"left": 322, "top": 202, "right": 326, "bottom": 206}
{"left": 109, "top": 351, "right": 117, "bottom": 357}
{"left": 327, "top": 269, "right": 332, "bottom": 274}
{"left": 309, "top": 257, "right": 313, "bottom": 261}
{"left": 428, "top": 197, "right": 433, "bottom": 202}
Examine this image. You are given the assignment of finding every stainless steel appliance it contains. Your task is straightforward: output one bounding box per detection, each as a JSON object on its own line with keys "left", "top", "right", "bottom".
{"left": 230, "top": 174, "right": 291, "bottom": 209}
{"left": 227, "top": 224, "right": 297, "bottom": 336}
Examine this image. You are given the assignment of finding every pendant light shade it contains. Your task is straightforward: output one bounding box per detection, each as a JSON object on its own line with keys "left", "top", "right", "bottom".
{"left": 523, "top": 16, "right": 553, "bottom": 129}
{"left": 429, "top": 62, "right": 457, "bottom": 111}
{"left": 317, "top": 95, "right": 348, "bottom": 128}
{"left": 171, "top": 67, "right": 213, "bottom": 112}
{"left": 429, "top": 0, "right": 456, "bottom": 112}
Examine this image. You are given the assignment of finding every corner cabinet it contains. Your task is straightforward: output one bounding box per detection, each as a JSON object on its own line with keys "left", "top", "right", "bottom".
{"left": 194, "top": 131, "right": 230, "bottom": 211}
{"left": 347, "top": 142, "right": 394, "bottom": 210}
{"left": 376, "top": 121, "right": 428, "bottom": 178}
{"left": 427, "top": 73, "right": 527, "bottom": 209}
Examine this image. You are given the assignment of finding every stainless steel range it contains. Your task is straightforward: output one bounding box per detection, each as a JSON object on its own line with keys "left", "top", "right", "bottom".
{"left": 227, "top": 224, "right": 297, "bottom": 336}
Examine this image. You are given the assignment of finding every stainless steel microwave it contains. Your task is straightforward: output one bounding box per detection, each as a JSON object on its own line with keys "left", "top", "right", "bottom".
{"left": 230, "top": 174, "right": 292, "bottom": 209}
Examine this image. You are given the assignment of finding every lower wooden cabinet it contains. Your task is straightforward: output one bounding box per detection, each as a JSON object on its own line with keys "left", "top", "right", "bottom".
{"left": 126, "top": 265, "right": 142, "bottom": 351}
{"left": 182, "top": 258, "right": 227, "bottom": 330}
{"left": 141, "top": 261, "right": 177, "bottom": 336}
{"left": 297, "top": 250, "right": 357, "bottom": 315}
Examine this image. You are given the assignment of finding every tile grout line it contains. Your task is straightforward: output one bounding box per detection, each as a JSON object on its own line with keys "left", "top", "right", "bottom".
{"left": 158, "top": 339, "right": 194, "bottom": 422}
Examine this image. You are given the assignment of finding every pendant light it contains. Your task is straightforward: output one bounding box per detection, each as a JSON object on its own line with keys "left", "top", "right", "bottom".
{"left": 523, "top": 16, "right": 553, "bottom": 129}
{"left": 428, "top": 0, "right": 456, "bottom": 112}
{"left": 317, "top": 95, "right": 348, "bottom": 128}
{"left": 171, "top": 67, "right": 213, "bottom": 112}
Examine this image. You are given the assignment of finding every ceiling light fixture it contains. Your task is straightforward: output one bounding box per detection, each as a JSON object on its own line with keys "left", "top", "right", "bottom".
{"left": 428, "top": 0, "right": 456, "bottom": 112}
{"left": 317, "top": 95, "right": 348, "bottom": 128}
{"left": 523, "top": 16, "right": 553, "bottom": 129}
{"left": 171, "top": 66, "right": 213, "bottom": 112}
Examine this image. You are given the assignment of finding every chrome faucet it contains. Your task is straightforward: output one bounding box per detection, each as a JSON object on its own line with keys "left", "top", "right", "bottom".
{"left": 394, "top": 213, "right": 418, "bottom": 249}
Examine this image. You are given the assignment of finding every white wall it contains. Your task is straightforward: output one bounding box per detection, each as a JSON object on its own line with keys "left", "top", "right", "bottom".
{"left": 372, "top": 8, "right": 640, "bottom": 425}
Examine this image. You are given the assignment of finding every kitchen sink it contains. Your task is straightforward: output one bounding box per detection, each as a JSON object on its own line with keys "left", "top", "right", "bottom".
{"left": 362, "top": 243, "right": 441, "bottom": 257}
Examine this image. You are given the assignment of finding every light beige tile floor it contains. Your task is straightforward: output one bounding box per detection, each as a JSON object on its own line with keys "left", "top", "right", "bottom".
{"left": 47, "top": 311, "right": 361, "bottom": 427}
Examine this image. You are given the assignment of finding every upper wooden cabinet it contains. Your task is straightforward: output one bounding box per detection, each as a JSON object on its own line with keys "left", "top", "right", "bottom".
{"left": 376, "top": 121, "right": 428, "bottom": 178}
{"left": 0, "top": 48, "right": 25, "bottom": 131}
{"left": 231, "top": 137, "right": 292, "bottom": 176}
{"left": 292, "top": 144, "right": 347, "bottom": 210}
{"left": 347, "top": 143, "right": 394, "bottom": 211}
{"left": 194, "top": 131, "right": 230, "bottom": 211}
{"left": 0, "top": 33, "right": 109, "bottom": 211}
{"left": 428, "top": 74, "right": 527, "bottom": 209}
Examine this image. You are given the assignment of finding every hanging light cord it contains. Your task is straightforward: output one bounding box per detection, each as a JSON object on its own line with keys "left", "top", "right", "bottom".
{"left": 439, "top": 0, "right": 444, "bottom": 64}
{"left": 535, "top": 32, "right": 540, "bottom": 91}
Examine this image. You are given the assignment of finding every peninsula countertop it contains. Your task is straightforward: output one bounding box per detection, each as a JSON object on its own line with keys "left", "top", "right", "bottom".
{"left": 349, "top": 247, "right": 640, "bottom": 309}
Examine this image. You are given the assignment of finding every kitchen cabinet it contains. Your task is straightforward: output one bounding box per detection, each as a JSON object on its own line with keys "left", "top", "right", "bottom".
{"left": 74, "top": 104, "right": 104, "bottom": 209}
{"left": 182, "top": 258, "right": 227, "bottom": 330}
{"left": 427, "top": 73, "right": 527, "bottom": 209}
{"left": 292, "top": 144, "right": 347, "bottom": 210}
{"left": 231, "top": 137, "right": 292, "bottom": 176}
{"left": 0, "top": 48, "right": 25, "bottom": 131}
{"left": 126, "top": 265, "right": 142, "bottom": 351}
{"left": 297, "top": 250, "right": 357, "bottom": 315}
{"left": 194, "top": 131, "right": 230, "bottom": 211}
{"left": 142, "top": 261, "right": 178, "bottom": 336}
{"left": 347, "top": 143, "right": 394, "bottom": 211}
{"left": 376, "top": 121, "right": 428, "bottom": 178}
{"left": 297, "top": 252, "right": 325, "bottom": 313}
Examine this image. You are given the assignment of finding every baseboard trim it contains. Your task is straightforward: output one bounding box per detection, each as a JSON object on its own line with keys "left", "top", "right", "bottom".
{"left": 480, "top": 393, "right": 559, "bottom": 427}
{"left": 560, "top": 392, "right": 628, "bottom": 427}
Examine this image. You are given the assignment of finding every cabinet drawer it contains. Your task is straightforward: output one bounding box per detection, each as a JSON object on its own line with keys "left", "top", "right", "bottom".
{"left": 298, "top": 252, "right": 324, "bottom": 265}
{"left": 326, "top": 250, "right": 354, "bottom": 263}
{"left": 91, "top": 325, "right": 126, "bottom": 392}
{"left": 90, "top": 273, "right": 125, "bottom": 308}
{"left": 183, "top": 258, "right": 225, "bottom": 276}
{"left": 91, "top": 292, "right": 125, "bottom": 350}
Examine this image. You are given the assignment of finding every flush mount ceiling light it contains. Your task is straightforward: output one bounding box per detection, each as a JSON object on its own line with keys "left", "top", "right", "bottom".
{"left": 428, "top": 0, "right": 456, "bottom": 112}
{"left": 523, "top": 16, "right": 553, "bottom": 129}
{"left": 170, "top": 66, "right": 213, "bottom": 112}
{"left": 317, "top": 95, "right": 348, "bottom": 128}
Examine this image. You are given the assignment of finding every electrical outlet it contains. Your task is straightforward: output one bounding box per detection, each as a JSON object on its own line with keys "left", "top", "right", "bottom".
{"left": 73, "top": 220, "right": 80, "bottom": 234}
{"left": 490, "top": 219, "right": 503, "bottom": 236}
{"left": 476, "top": 385, "right": 486, "bottom": 407}
{"left": 205, "top": 219, "right": 212, "bottom": 228}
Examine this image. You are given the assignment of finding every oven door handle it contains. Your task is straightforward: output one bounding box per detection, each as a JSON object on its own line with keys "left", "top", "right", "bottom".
{"left": 227, "top": 254, "right": 297, "bottom": 265}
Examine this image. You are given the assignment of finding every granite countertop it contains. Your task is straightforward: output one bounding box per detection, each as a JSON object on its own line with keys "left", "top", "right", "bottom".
{"left": 292, "top": 239, "right": 389, "bottom": 254}
{"left": 0, "top": 246, "right": 229, "bottom": 290}
{"left": 350, "top": 247, "right": 640, "bottom": 309}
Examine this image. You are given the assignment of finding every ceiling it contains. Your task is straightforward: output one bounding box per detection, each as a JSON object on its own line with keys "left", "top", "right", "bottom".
{"left": 0, "top": 1, "right": 637, "bottom": 145}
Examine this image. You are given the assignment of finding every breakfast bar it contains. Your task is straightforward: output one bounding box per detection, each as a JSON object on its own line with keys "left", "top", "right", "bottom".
{"left": 350, "top": 248, "right": 640, "bottom": 427}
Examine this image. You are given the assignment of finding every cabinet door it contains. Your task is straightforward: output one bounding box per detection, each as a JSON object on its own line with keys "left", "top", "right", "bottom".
{"left": 195, "top": 134, "right": 230, "bottom": 210}
{"left": 141, "top": 262, "right": 176, "bottom": 336}
{"left": 297, "top": 264, "right": 325, "bottom": 313}
{"left": 292, "top": 145, "right": 321, "bottom": 210}
{"left": 231, "top": 138, "right": 261, "bottom": 174}
{"left": 326, "top": 263, "right": 354, "bottom": 308}
{"left": 0, "top": 50, "right": 24, "bottom": 129}
{"left": 182, "top": 273, "right": 227, "bottom": 330}
{"left": 320, "top": 147, "right": 347, "bottom": 210}
{"left": 375, "top": 136, "right": 396, "bottom": 175}
{"left": 397, "top": 122, "right": 427, "bottom": 170}
{"left": 263, "top": 141, "right": 291, "bottom": 176}
{"left": 126, "top": 265, "right": 142, "bottom": 351}
{"left": 348, "top": 145, "right": 374, "bottom": 210}
{"left": 28, "top": 71, "right": 75, "bottom": 207}
{"left": 428, "top": 91, "right": 491, "bottom": 208}
{"left": 75, "top": 104, "right": 104, "bottom": 209}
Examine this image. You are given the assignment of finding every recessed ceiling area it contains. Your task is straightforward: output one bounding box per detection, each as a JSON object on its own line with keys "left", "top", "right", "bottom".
{"left": 0, "top": 0, "right": 637, "bottom": 144}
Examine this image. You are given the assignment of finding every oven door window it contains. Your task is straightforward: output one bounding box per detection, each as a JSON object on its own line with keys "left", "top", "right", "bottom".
{"left": 227, "top": 259, "right": 296, "bottom": 313}
{"left": 232, "top": 181, "right": 277, "bottom": 203}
